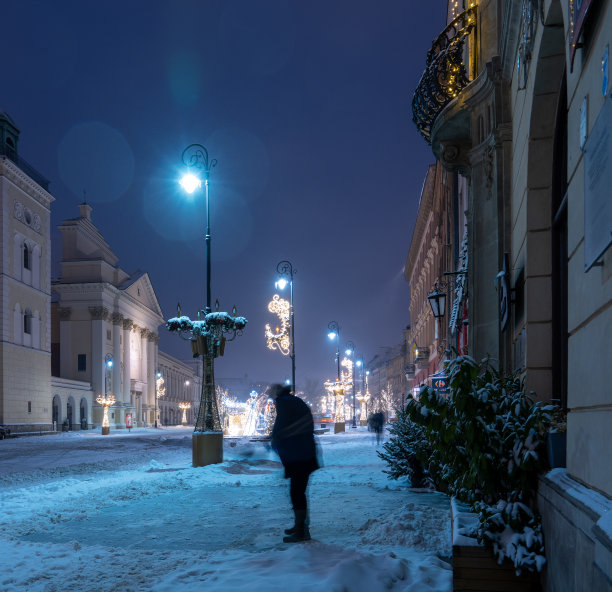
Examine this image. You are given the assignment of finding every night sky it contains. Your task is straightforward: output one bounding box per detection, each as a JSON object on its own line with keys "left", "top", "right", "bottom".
{"left": 3, "top": 1, "right": 445, "bottom": 394}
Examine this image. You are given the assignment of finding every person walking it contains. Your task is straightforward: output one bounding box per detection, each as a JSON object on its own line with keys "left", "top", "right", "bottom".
{"left": 369, "top": 411, "right": 385, "bottom": 445}
{"left": 269, "top": 383, "right": 320, "bottom": 543}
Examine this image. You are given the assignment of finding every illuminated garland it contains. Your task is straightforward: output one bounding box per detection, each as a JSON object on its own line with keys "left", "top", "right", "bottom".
{"left": 96, "top": 394, "right": 116, "bottom": 429}
{"left": 264, "top": 294, "right": 291, "bottom": 355}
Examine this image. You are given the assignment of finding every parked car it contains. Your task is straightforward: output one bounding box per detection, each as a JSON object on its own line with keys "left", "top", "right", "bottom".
{"left": 312, "top": 413, "right": 334, "bottom": 429}
{"left": 0, "top": 425, "right": 11, "bottom": 439}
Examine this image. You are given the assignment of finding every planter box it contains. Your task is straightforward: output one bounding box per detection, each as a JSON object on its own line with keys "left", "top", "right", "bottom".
{"left": 451, "top": 499, "right": 542, "bottom": 592}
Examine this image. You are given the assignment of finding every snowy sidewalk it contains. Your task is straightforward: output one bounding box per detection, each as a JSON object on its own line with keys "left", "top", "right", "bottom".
{"left": 0, "top": 429, "right": 452, "bottom": 591}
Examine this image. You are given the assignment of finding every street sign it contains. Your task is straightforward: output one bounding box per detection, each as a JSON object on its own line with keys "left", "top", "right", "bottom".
{"left": 432, "top": 377, "right": 449, "bottom": 394}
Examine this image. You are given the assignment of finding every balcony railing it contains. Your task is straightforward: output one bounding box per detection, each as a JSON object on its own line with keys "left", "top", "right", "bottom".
{"left": 0, "top": 143, "right": 50, "bottom": 191}
{"left": 412, "top": 6, "right": 477, "bottom": 144}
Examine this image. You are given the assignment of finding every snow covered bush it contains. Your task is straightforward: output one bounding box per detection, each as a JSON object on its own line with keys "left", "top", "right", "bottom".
{"left": 402, "top": 355, "right": 553, "bottom": 574}
{"left": 377, "top": 411, "right": 435, "bottom": 488}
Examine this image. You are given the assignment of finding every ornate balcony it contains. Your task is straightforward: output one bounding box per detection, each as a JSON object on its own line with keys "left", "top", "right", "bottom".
{"left": 412, "top": 7, "right": 477, "bottom": 145}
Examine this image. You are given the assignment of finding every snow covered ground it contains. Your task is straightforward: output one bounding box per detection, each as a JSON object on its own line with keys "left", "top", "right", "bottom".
{"left": 0, "top": 427, "right": 452, "bottom": 591}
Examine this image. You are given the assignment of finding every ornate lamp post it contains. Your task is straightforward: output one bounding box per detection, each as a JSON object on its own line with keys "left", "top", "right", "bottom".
{"left": 155, "top": 371, "right": 165, "bottom": 428}
{"left": 276, "top": 261, "right": 296, "bottom": 393}
{"left": 179, "top": 401, "right": 192, "bottom": 426}
{"left": 168, "top": 143, "right": 248, "bottom": 467}
{"left": 327, "top": 321, "right": 345, "bottom": 433}
{"left": 345, "top": 342, "right": 358, "bottom": 428}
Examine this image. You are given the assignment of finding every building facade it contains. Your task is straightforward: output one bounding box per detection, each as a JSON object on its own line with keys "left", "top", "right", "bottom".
{"left": 412, "top": 1, "right": 612, "bottom": 588}
{"left": 52, "top": 203, "right": 166, "bottom": 429}
{"left": 157, "top": 351, "right": 201, "bottom": 426}
{"left": 0, "top": 112, "right": 55, "bottom": 434}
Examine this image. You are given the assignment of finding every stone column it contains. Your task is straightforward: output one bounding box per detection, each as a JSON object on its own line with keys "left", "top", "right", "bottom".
{"left": 147, "top": 333, "right": 158, "bottom": 412}
{"left": 111, "top": 313, "right": 123, "bottom": 403}
{"left": 59, "top": 307, "right": 72, "bottom": 378}
{"left": 140, "top": 328, "right": 149, "bottom": 423}
{"left": 122, "top": 319, "right": 133, "bottom": 404}
{"left": 89, "top": 307, "right": 108, "bottom": 397}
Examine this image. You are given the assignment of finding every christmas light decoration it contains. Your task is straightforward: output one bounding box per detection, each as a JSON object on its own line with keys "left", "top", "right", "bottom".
{"left": 178, "top": 401, "right": 192, "bottom": 425}
{"left": 264, "top": 294, "right": 291, "bottom": 355}
{"left": 96, "top": 393, "right": 116, "bottom": 435}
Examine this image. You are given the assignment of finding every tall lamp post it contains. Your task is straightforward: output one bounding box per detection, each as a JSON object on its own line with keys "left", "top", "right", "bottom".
{"left": 155, "top": 371, "right": 165, "bottom": 428}
{"left": 276, "top": 260, "right": 296, "bottom": 394}
{"left": 175, "top": 143, "right": 247, "bottom": 467}
{"left": 345, "top": 342, "right": 357, "bottom": 428}
{"left": 327, "top": 321, "right": 345, "bottom": 433}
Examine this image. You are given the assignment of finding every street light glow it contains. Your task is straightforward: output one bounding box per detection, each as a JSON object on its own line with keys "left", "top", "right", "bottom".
{"left": 328, "top": 331, "right": 337, "bottom": 340}
{"left": 179, "top": 173, "right": 202, "bottom": 194}
{"left": 275, "top": 278, "right": 288, "bottom": 290}
{"left": 345, "top": 348, "right": 353, "bottom": 356}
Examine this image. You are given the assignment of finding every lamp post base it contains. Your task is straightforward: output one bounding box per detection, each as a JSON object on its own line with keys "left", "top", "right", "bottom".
{"left": 101, "top": 426, "right": 110, "bottom": 435}
{"left": 192, "top": 432, "right": 223, "bottom": 467}
{"left": 334, "top": 422, "right": 345, "bottom": 434}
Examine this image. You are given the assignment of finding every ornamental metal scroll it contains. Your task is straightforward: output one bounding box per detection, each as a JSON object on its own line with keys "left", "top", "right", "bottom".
{"left": 412, "top": 6, "right": 477, "bottom": 144}
{"left": 265, "top": 294, "right": 291, "bottom": 356}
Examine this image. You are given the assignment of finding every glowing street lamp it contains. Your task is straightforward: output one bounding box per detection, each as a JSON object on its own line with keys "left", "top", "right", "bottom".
{"left": 170, "top": 143, "right": 247, "bottom": 468}
{"left": 155, "top": 371, "right": 165, "bottom": 428}
{"left": 276, "top": 260, "right": 296, "bottom": 393}
{"left": 344, "top": 341, "right": 358, "bottom": 428}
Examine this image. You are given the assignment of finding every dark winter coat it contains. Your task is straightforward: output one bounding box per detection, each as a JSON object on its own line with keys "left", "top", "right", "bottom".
{"left": 271, "top": 392, "right": 320, "bottom": 479}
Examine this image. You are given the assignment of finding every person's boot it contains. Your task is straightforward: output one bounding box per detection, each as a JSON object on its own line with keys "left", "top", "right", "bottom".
{"left": 284, "top": 508, "right": 310, "bottom": 535}
{"left": 283, "top": 509, "right": 310, "bottom": 543}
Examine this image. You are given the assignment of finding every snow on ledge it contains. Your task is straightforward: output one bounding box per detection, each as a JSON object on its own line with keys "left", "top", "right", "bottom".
{"left": 542, "top": 468, "right": 612, "bottom": 550}
{"left": 451, "top": 497, "right": 480, "bottom": 547}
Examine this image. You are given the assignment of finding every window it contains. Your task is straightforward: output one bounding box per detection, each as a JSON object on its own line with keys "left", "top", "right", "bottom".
{"left": 23, "top": 243, "right": 30, "bottom": 270}
{"left": 23, "top": 309, "right": 32, "bottom": 334}
{"left": 77, "top": 354, "right": 87, "bottom": 372}
{"left": 28, "top": 401, "right": 32, "bottom": 413}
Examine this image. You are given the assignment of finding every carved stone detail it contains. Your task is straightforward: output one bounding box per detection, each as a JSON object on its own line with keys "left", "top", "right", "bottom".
{"left": 122, "top": 318, "right": 134, "bottom": 330}
{"left": 111, "top": 312, "right": 124, "bottom": 325}
{"left": 140, "top": 328, "right": 149, "bottom": 338}
{"left": 148, "top": 332, "right": 158, "bottom": 343}
{"left": 89, "top": 306, "right": 109, "bottom": 320}
{"left": 59, "top": 307, "right": 72, "bottom": 320}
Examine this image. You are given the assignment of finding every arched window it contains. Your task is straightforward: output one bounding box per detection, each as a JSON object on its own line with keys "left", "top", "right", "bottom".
{"left": 23, "top": 243, "right": 31, "bottom": 270}
{"left": 23, "top": 309, "right": 32, "bottom": 335}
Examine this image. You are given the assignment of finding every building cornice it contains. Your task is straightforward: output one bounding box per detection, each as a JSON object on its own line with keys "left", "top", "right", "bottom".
{"left": 0, "top": 157, "right": 55, "bottom": 209}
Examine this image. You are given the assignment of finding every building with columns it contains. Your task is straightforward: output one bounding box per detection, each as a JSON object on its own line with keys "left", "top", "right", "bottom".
{"left": 157, "top": 351, "right": 201, "bottom": 426}
{"left": 51, "top": 203, "right": 166, "bottom": 428}
{"left": 0, "top": 111, "right": 55, "bottom": 434}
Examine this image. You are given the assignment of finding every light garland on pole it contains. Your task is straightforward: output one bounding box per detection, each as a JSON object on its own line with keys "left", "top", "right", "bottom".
{"left": 178, "top": 401, "right": 192, "bottom": 426}
{"left": 155, "top": 372, "right": 165, "bottom": 428}
{"left": 96, "top": 394, "right": 116, "bottom": 436}
{"left": 265, "top": 294, "right": 291, "bottom": 356}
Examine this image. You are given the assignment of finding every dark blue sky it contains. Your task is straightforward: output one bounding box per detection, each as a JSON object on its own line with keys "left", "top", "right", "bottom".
{"left": 3, "top": 0, "right": 445, "bottom": 392}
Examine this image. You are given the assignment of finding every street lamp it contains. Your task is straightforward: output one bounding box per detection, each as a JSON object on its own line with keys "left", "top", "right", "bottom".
{"left": 179, "top": 143, "right": 223, "bottom": 466}
{"left": 155, "top": 371, "right": 165, "bottom": 428}
{"left": 427, "top": 284, "right": 447, "bottom": 319}
{"left": 276, "top": 260, "right": 296, "bottom": 394}
{"left": 97, "top": 354, "right": 115, "bottom": 435}
{"left": 327, "top": 321, "right": 346, "bottom": 433}
{"left": 345, "top": 342, "right": 357, "bottom": 428}
{"left": 180, "top": 144, "right": 216, "bottom": 314}
{"left": 327, "top": 321, "right": 340, "bottom": 382}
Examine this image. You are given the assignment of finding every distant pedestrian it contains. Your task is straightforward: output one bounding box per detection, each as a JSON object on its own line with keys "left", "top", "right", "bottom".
{"left": 368, "top": 411, "right": 385, "bottom": 445}
{"left": 269, "top": 383, "right": 320, "bottom": 543}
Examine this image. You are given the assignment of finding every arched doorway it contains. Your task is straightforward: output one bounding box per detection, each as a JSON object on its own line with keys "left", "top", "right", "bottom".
{"left": 80, "top": 398, "right": 88, "bottom": 429}
{"left": 52, "top": 395, "right": 61, "bottom": 430}
{"left": 66, "top": 397, "right": 75, "bottom": 430}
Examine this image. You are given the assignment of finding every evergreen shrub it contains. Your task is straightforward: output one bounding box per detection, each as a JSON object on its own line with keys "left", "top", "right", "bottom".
{"left": 381, "top": 354, "right": 553, "bottom": 573}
